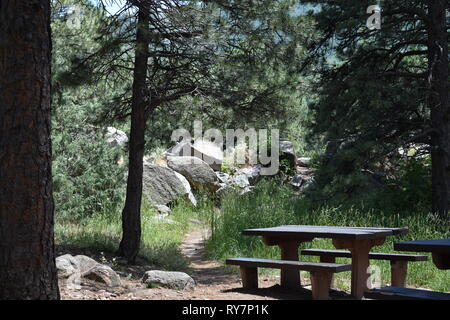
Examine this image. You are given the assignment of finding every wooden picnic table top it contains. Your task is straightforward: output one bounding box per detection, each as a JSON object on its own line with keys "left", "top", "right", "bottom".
{"left": 242, "top": 225, "right": 408, "bottom": 240}
{"left": 394, "top": 239, "right": 450, "bottom": 253}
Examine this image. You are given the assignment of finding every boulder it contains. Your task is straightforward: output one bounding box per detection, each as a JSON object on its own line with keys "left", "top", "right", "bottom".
{"left": 300, "top": 177, "right": 315, "bottom": 191}
{"left": 56, "top": 254, "right": 79, "bottom": 278}
{"left": 279, "top": 141, "right": 297, "bottom": 168}
{"left": 83, "top": 264, "right": 121, "bottom": 287}
{"left": 215, "top": 171, "right": 232, "bottom": 184}
{"left": 56, "top": 254, "right": 121, "bottom": 288}
{"left": 74, "top": 255, "right": 99, "bottom": 274}
{"left": 297, "top": 157, "right": 311, "bottom": 167}
{"left": 215, "top": 183, "right": 236, "bottom": 197}
{"left": 192, "top": 140, "right": 223, "bottom": 171}
{"left": 233, "top": 174, "right": 250, "bottom": 188}
{"left": 296, "top": 166, "right": 313, "bottom": 176}
{"left": 289, "top": 175, "right": 304, "bottom": 188}
{"left": 106, "top": 127, "right": 128, "bottom": 147}
{"left": 167, "top": 156, "right": 219, "bottom": 192}
{"left": 235, "top": 164, "right": 262, "bottom": 185}
{"left": 166, "top": 141, "right": 192, "bottom": 157}
{"left": 142, "top": 163, "right": 197, "bottom": 206}
{"left": 142, "top": 270, "right": 195, "bottom": 290}
{"left": 214, "top": 168, "right": 260, "bottom": 196}
{"left": 154, "top": 204, "right": 171, "bottom": 215}
{"left": 166, "top": 140, "right": 223, "bottom": 171}
{"left": 174, "top": 171, "right": 197, "bottom": 206}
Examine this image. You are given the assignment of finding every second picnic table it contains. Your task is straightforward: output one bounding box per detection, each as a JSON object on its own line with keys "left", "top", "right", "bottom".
{"left": 242, "top": 225, "right": 408, "bottom": 299}
{"left": 394, "top": 238, "right": 450, "bottom": 270}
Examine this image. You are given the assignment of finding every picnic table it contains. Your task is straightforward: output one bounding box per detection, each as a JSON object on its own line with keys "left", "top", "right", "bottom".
{"left": 394, "top": 239, "right": 450, "bottom": 270}
{"left": 243, "top": 225, "right": 408, "bottom": 299}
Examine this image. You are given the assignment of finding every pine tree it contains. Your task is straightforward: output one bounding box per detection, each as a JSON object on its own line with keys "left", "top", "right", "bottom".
{"left": 118, "top": 0, "right": 150, "bottom": 263}
{"left": 0, "top": 0, "right": 60, "bottom": 299}
{"left": 299, "top": 0, "right": 449, "bottom": 217}
{"left": 61, "top": 0, "right": 316, "bottom": 261}
{"left": 51, "top": 0, "right": 127, "bottom": 219}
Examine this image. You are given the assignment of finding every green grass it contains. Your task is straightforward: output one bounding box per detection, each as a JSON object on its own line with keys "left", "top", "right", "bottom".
{"left": 55, "top": 198, "right": 213, "bottom": 272}
{"left": 55, "top": 178, "right": 449, "bottom": 292}
{"left": 205, "top": 179, "right": 450, "bottom": 292}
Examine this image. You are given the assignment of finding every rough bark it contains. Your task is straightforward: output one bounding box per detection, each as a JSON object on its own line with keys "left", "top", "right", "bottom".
{"left": 118, "top": 3, "right": 150, "bottom": 263}
{"left": 0, "top": 0, "right": 60, "bottom": 299}
{"left": 427, "top": 0, "right": 450, "bottom": 219}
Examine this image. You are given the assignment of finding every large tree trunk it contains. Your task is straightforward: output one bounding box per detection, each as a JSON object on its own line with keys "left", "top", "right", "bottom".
{"left": 118, "top": 3, "right": 150, "bottom": 263}
{"left": 427, "top": 0, "right": 450, "bottom": 219}
{"left": 0, "top": 1, "right": 60, "bottom": 299}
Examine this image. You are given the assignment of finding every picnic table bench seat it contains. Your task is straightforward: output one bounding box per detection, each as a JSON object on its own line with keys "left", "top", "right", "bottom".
{"left": 364, "top": 286, "right": 450, "bottom": 300}
{"left": 226, "top": 257, "right": 351, "bottom": 300}
{"left": 301, "top": 249, "right": 427, "bottom": 287}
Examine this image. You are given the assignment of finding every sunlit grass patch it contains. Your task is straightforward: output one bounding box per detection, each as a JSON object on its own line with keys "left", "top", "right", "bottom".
{"left": 206, "top": 179, "right": 450, "bottom": 292}
{"left": 55, "top": 198, "right": 211, "bottom": 272}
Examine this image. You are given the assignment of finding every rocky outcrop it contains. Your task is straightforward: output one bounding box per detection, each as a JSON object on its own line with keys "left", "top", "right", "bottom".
{"left": 166, "top": 140, "right": 223, "bottom": 171}
{"left": 160, "top": 140, "right": 316, "bottom": 197}
{"left": 166, "top": 141, "right": 192, "bottom": 157}
{"left": 192, "top": 140, "right": 223, "bottom": 171}
{"left": 56, "top": 254, "right": 121, "bottom": 287}
{"left": 235, "top": 164, "right": 262, "bottom": 185}
{"left": 174, "top": 171, "right": 198, "bottom": 206}
{"left": 142, "top": 270, "right": 195, "bottom": 290}
{"left": 167, "top": 156, "right": 220, "bottom": 192}
{"left": 215, "top": 172, "right": 232, "bottom": 184}
{"left": 213, "top": 164, "right": 262, "bottom": 196}
{"left": 233, "top": 174, "right": 250, "bottom": 188}
{"left": 142, "top": 163, "right": 197, "bottom": 207}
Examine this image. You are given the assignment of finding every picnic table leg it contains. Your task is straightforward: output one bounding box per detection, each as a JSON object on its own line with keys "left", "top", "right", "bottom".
{"left": 310, "top": 271, "right": 332, "bottom": 300}
{"left": 333, "top": 238, "right": 385, "bottom": 299}
{"left": 240, "top": 267, "right": 258, "bottom": 289}
{"left": 320, "top": 256, "right": 336, "bottom": 289}
{"left": 390, "top": 260, "right": 407, "bottom": 287}
{"left": 279, "top": 241, "right": 302, "bottom": 288}
{"left": 432, "top": 252, "right": 450, "bottom": 270}
{"left": 262, "top": 237, "right": 311, "bottom": 288}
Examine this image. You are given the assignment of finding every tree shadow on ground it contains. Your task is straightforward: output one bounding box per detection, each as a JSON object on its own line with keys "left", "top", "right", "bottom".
{"left": 222, "top": 284, "right": 352, "bottom": 300}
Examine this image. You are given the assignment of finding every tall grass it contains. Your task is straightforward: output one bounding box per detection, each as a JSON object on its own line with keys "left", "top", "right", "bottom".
{"left": 206, "top": 179, "right": 450, "bottom": 292}
{"left": 55, "top": 198, "right": 212, "bottom": 272}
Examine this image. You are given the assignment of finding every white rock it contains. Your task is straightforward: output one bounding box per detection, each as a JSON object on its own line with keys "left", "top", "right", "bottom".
{"left": 142, "top": 270, "right": 195, "bottom": 290}
{"left": 83, "top": 264, "right": 121, "bottom": 287}
{"left": 142, "top": 163, "right": 197, "bottom": 206}
{"left": 167, "top": 156, "right": 219, "bottom": 192}
{"left": 56, "top": 254, "right": 79, "bottom": 278}
{"left": 233, "top": 174, "right": 250, "bottom": 188}
{"left": 106, "top": 127, "right": 128, "bottom": 147}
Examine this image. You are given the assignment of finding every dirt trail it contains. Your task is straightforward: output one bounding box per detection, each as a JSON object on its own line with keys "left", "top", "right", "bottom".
{"left": 146, "top": 227, "right": 332, "bottom": 300}
{"left": 121, "top": 227, "right": 325, "bottom": 300}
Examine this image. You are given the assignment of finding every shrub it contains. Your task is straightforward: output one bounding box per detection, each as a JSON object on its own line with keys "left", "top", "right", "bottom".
{"left": 53, "top": 125, "right": 126, "bottom": 220}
